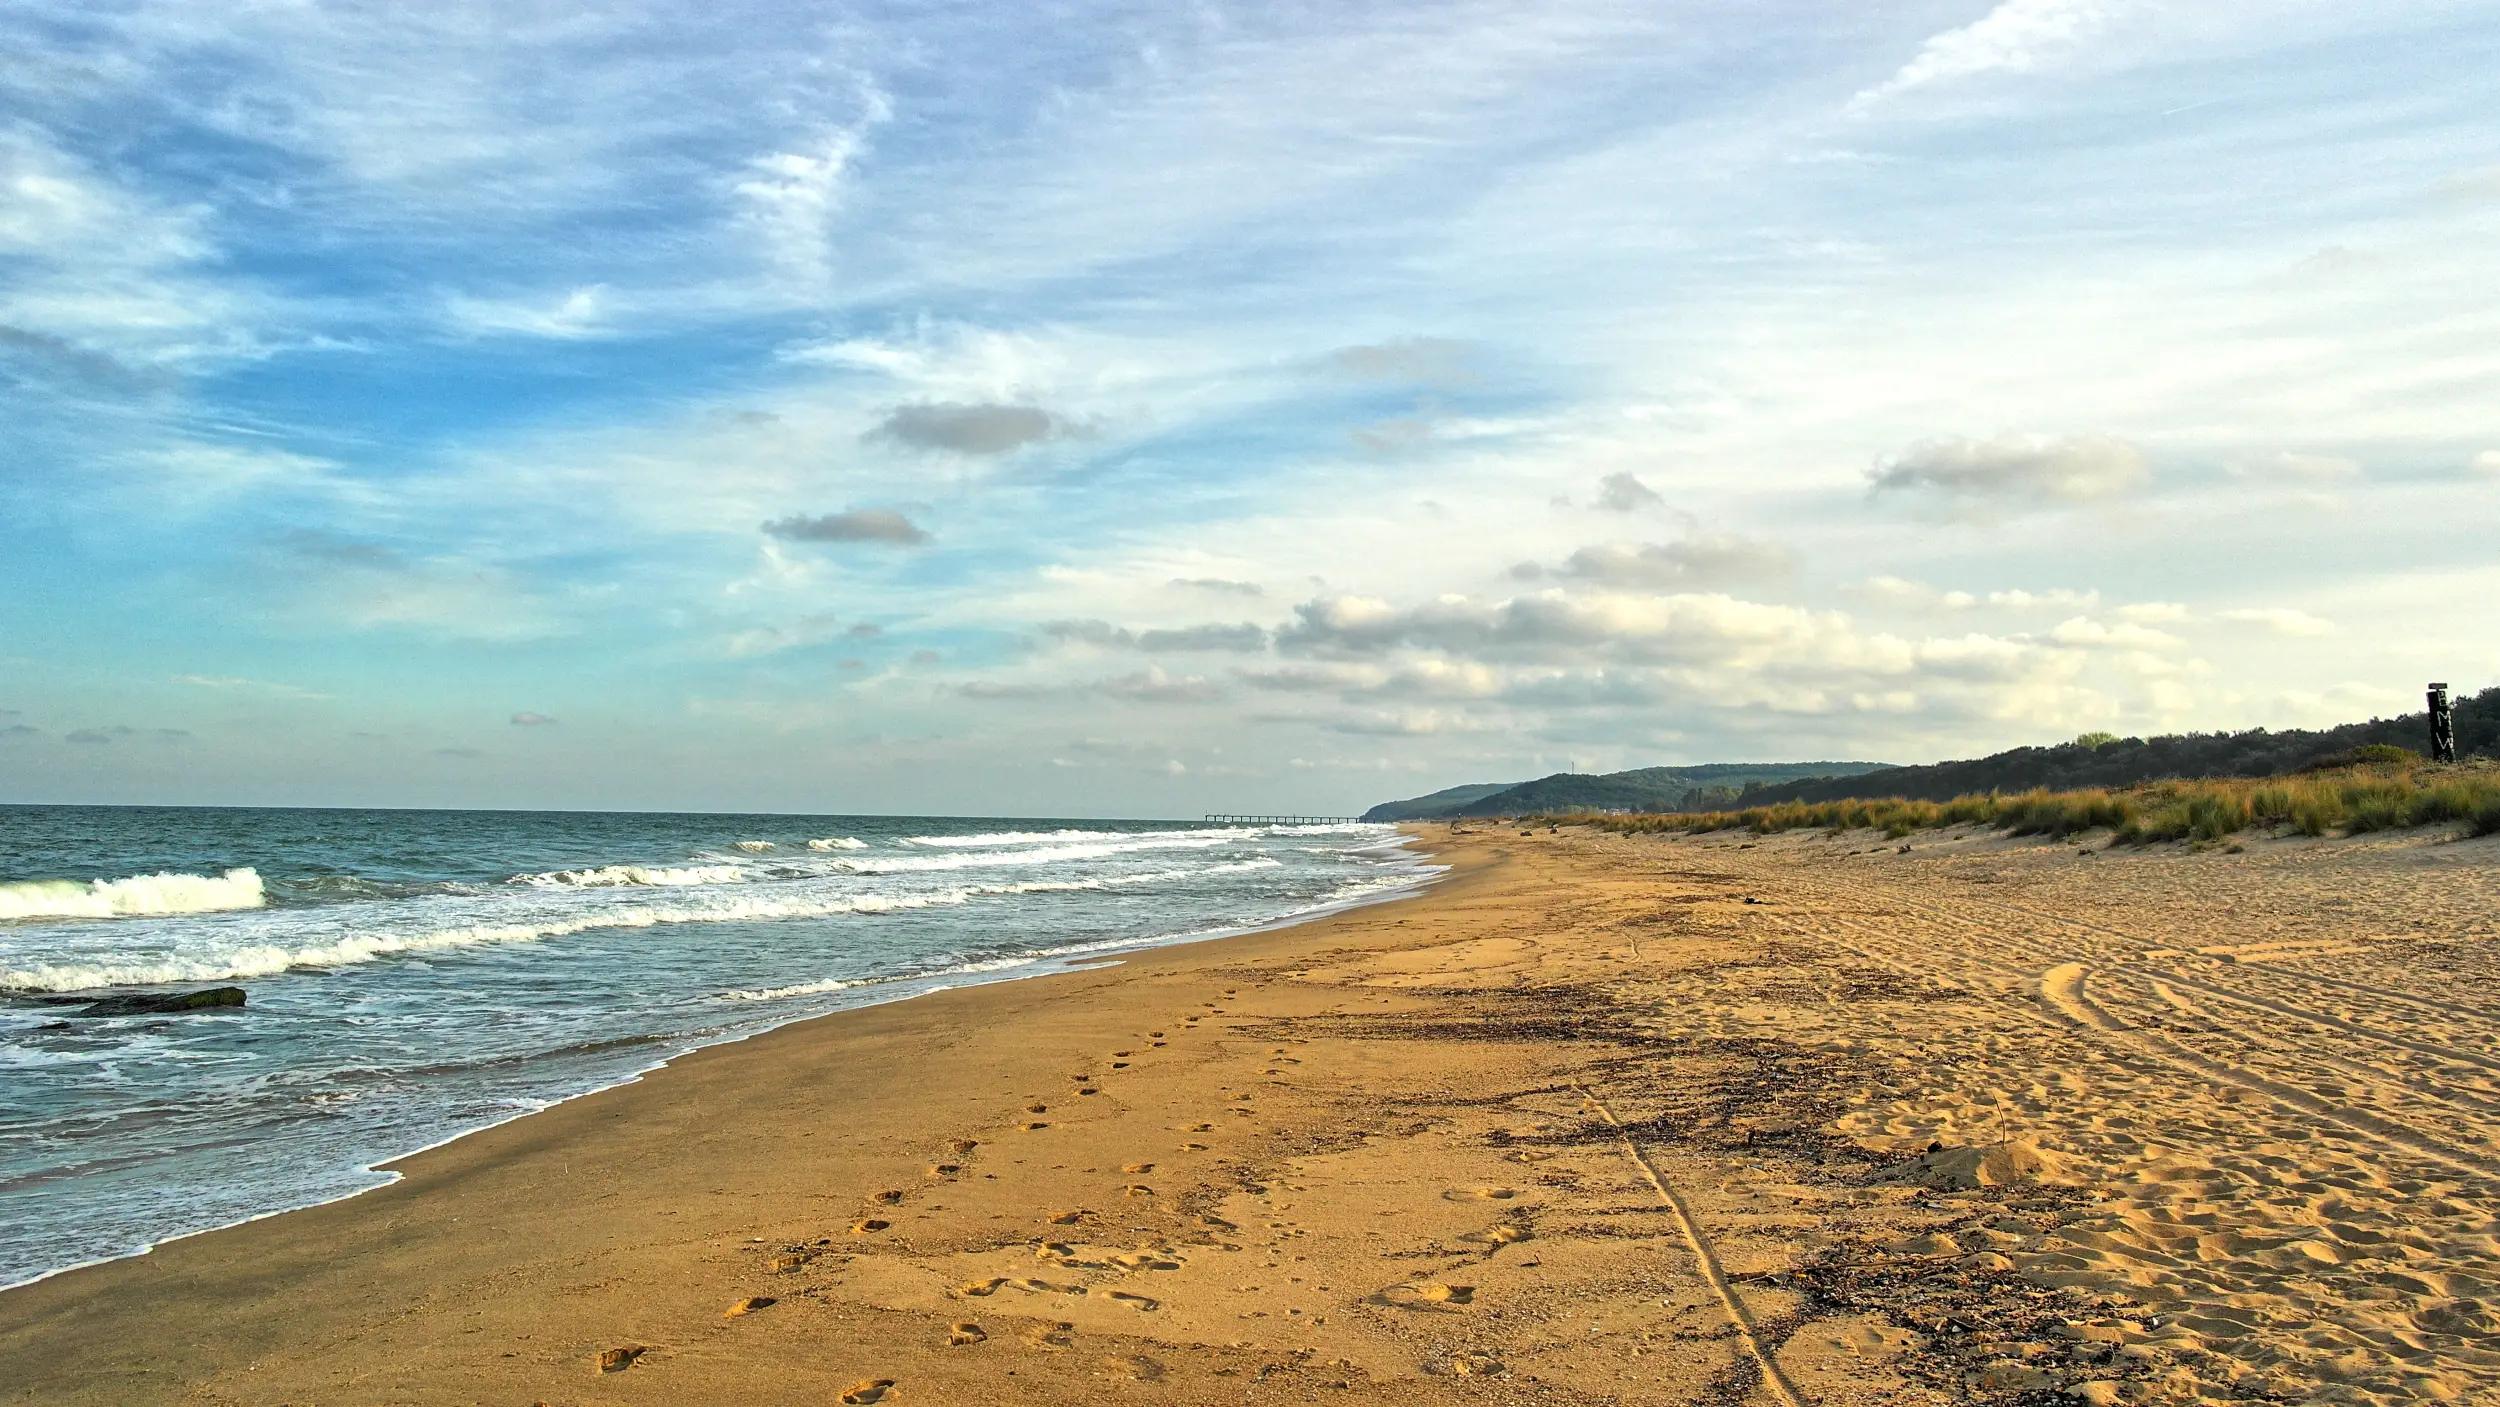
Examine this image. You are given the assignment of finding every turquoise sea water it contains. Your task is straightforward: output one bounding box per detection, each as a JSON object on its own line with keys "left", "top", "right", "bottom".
{"left": 0, "top": 806, "right": 1432, "bottom": 1289}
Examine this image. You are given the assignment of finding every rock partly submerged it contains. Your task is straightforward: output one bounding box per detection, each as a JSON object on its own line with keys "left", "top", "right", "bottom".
{"left": 65, "top": 986, "right": 248, "bottom": 1018}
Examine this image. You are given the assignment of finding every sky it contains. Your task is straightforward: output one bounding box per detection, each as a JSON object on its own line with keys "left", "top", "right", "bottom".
{"left": 2, "top": 0, "right": 2497, "bottom": 818}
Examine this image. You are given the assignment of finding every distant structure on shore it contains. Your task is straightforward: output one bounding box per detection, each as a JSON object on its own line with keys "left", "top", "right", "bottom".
{"left": 1205, "top": 813, "right": 1361, "bottom": 825}
{"left": 2430, "top": 682, "right": 2458, "bottom": 763}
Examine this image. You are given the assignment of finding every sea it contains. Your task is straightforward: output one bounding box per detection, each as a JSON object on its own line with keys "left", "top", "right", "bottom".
{"left": 0, "top": 805, "right": 1434, "bottom": 1290}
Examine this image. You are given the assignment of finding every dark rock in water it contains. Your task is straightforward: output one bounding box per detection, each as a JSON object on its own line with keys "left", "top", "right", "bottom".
{"left": 70, "top": 986, "right": 247, "bottom": 1018}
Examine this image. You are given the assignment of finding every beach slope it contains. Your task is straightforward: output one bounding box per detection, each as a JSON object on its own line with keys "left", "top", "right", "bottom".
{"left": 4, "top": 824, "right": 2497, "bottom": 1405}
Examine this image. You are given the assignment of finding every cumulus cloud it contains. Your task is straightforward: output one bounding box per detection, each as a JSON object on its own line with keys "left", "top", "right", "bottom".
{"left": 1524, "top": 535, "right": 1796, "bottom": 590}
{"left": 1097, "top": 667, "right": 1224, "bottom": 704}
{"left": 761, "top": 508, "right": 930, "bottom": 546}
{"left": 1170, "top": 577, "right": 1264, "bottom": 597}
{"left": 2217, "top": 607, "right": 2334, "bottom": 637}
{"left": 2473, "top": 450, "right": 2500, "bottom": 476}
{"left": 869, "top": 402, "right": 1072, "bottom": 455}
{"left": 510, "top": 711, "right": 559, "bottom": 726}
{"left": 1870, "top": 433, "right": 2148, "bottom": 504}
{"left": 2046, "top": 616, "right": 2184, "bottom": 650}
{"left": 1593, "top": 472, "right": 1665, "bottom": 512}
{"left": 1276, "top": 589, "right": 1835, "bottom": 664}
{"left": 1042, "top": 619, "right": 1269, "bottom": 652}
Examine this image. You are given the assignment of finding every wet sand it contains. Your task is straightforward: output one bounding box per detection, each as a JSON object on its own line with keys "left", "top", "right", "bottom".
{"left": 3, "top": 823, "right": 2496, "bottom": 1405}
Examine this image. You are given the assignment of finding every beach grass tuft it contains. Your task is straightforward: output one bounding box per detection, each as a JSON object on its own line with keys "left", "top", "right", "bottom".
{"left": 1554, "top": 759, "right": 2500, "bottom": 847}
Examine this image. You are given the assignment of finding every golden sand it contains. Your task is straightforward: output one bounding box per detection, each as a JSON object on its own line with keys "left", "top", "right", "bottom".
{"left": 2, "top": 823, "right": 2495, "bottom": 1404}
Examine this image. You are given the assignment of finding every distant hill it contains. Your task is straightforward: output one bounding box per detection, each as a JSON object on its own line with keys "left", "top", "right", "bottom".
{"left": 1359, "top": 782, "right": 1516, "bottom": 822}
{"left": 1363, "top": 762, "right": 1891, "bottom": 822}
{"left": 1719, "top": 687, "right": 2500, "bottom": 809}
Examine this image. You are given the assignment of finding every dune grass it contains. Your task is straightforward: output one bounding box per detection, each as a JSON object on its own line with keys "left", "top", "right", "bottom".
{"left": 1560, "top": 758, "right": 2500, "bottom": 846}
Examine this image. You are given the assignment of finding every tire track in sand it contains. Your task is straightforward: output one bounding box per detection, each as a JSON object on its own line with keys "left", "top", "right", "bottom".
{"left": 1574, "top": 1082, "right": 1811, "bottom": 1407}
{"left": 2037, "top": 962, "right": 2498, "bottom": 1180}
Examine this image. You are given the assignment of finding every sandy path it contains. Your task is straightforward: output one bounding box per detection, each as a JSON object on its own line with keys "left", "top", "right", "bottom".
{"left": 3, "top": 824, "right": 2495, "bottom": 1405}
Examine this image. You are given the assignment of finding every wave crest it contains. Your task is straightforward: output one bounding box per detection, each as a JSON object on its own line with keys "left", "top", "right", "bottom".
{"left": 0, "top": 868, "right": 266, "bottom": 922}
{"left": 512, "top": 864, "right": 746, "bottom": 889}
{"left": 805, "top": 837, "right": 868, "bottom": 850}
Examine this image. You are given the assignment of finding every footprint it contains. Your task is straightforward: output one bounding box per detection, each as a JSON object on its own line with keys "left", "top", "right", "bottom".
{"left": 1026, "top": 1103, "right": 1049, "bottom": 1114}
{"left": 1179, "top": 1142, "right": 1209, "bottom": 1152}
{"left": 1441, "top": 1187, "right": 1518, "bottom": 1202}
{"left": 875, "top": 1189, "right": 904, "bottom": 1205}
{"left": 1121, "top": 1162, "right": 1156, "bottom": 1174}
{"left": 959, "top": 1277, "right": 1008, "bottom": 1298}
{"left": 1374, "top": 1282, "right": 1475, "bottom": 1310}
{"left": 1099, "top": 1289, "right": 1161, "bottom": 1311}
{"left": 1113, "top": 1050, "right": 1134, "bottom": 1057}
{"left": 1464, "top": 1222, "right": 1534, "bottom": 1249}
{"left": 1122, "top": 1184, "right": 1155, "bottom": 1198}
{"left": 851, "top": 1218, "right": 890, "bottom": 1234}
{"left": 1048, "top": 1208, "right": 1086, "bottom": 1225}
{"left": 948, "top": 1322, "right": 986, "bottom": 1346}
{"left": 1110, "top": 1250, "right": 1184, "bottom": 1271}
{"left": 766, "top": 1251, "right": 813, "bottom": 1273}
{"left": 1107, "top": 1353, "right": 1167, "bottom": 1381}
{"left": 1111, "top": 1062, "right": 1129, "bottom": 1070}
{"left": 947, "top": 1139, "right": 979, "bottom": 1155}
{"left": 840, "top": 1378, "right": 895, "bottom": 1404}
{"left": 926, "top": 1163, "right": 961, "bottom": 1178}
{"left": 1078, "top": 1087, "right": 1100, "bottom": 1096}
{"left": 597, "top": 1346, "right": 645, "bottom": 1373}
{"left": 1024, "top": 1122, "right": 1050, "bottom": 1132}
{"left": 724, "top": 1296, "right": 777, "bottom": 1317}
{"left": 1023, "top": 1321, "right": 1075, "bottom": 1352}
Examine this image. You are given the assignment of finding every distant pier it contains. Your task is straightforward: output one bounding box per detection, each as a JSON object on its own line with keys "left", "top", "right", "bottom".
{"left": 1204, "top": 814, "right": 1362, "bottom": 825}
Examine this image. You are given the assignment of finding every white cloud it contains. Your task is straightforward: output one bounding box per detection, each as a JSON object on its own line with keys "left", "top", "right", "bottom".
{"left": 1870, "top": 433, "right": 2149, "bottom": 505}
{"left": 1853, "top": 0, "right": 2121, "bottom": 111}
{"left": 172, "top": 674, "right": 331, "bottom": 701}
{"left": 2472, "top": 450, "right": 2500, "bottom": 476}
{"left": 2216, "top": 606, "right": 2333, "bottom": 637}
{"left": 445, "top": 285, "right": 610, "bottom": 340}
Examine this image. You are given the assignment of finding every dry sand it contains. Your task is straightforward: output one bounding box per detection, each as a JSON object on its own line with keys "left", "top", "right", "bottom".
{"left": 3, "top": 822, "right": 2497, "bottom": 1405}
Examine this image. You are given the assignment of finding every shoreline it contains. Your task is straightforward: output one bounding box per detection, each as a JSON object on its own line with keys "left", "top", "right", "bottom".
{"left": 7, "top": 822, "right": 2494, "bottom": 1404}
{"left": 0, "top": 834, "right": 1447, "bottom": 1297}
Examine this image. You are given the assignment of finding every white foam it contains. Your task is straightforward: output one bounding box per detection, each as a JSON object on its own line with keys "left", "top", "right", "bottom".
{"left": 804, "top": 836, "right": 868, "bottom": 850}
{"left": 718, "top": 975, "right": 865, "bottom": 1001}
{"left": 903, "top": 826, "right": 1249, "bottom": 847}
{"left": 0, "top": 885, "right": 985, "bottom": 993}
{"left": 0, "top": 868, "right": 266, "bottom": 921}
{"left": 733, "top": 840, "right": 776, "bottom": 852}
{"left": 512, "top": 863, "right": 747, "bottom": 889}
{"left": 831, "top": 837, "right": 1230, "bottom": 873}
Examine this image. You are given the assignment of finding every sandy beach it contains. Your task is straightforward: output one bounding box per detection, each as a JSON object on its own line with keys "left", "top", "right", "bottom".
{"left": 4, "top": 823, "right": 2496, "bottom": 1405}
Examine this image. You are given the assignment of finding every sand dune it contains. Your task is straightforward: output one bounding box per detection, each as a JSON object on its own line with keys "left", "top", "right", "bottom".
{"left": 2, "top": 823, "right": 2495, "bottom": 1404}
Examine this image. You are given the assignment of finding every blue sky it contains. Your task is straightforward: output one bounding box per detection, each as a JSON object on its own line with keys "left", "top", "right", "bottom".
{"left": 3, "top": 0, "right": 2497, "bottom": 815}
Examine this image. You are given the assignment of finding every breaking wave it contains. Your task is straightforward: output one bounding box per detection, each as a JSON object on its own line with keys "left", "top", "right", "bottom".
{"left": 805, "top": 837, "right": 868, "bottom": 850}
{"left": 0, "top": 885, "right": 990, "bottom": 993}
{"left": 733, "top": 840, "right": 775, "bottom": 852}
{"left": 512, "top": 864, "right": 747, "bottom": 889}
{"left": 904, "top": 827, "right": 1246, "bottom": 848}
{"left": 0, "top": 869, "right": 266, "bottom": 922}
{"left": 831, "top": 837, "right": 1230, "bottom": 873}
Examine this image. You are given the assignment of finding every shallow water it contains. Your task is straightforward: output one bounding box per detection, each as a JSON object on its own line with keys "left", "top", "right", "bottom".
{"left": 0, "top": 806, "right": 1432, "bottom": 1288}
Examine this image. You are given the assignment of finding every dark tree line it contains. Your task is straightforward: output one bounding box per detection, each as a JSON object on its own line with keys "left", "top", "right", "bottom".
{"left": 1718, "top": 686, "right": 2500, "bottom": 809}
